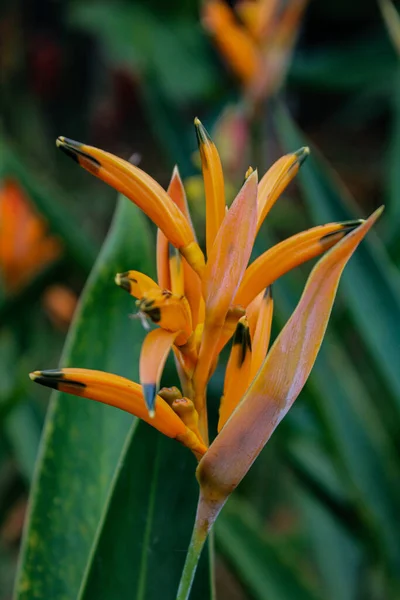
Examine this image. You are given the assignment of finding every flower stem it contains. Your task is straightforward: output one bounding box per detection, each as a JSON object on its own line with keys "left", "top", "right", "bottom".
{"left": 176, "top": 517, "right": 208, "bottom": 600}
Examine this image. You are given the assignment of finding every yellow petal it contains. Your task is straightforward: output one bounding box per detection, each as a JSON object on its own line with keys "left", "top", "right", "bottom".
{"left": 193, "top": 171, "right": 258, "bottom": 419}
{"left": 194, "top": 118, "right": 225, "bottom": 255}
{"left": 56, "top": 137, "right": 205, "bottom": 277}
{"left": 197, "top": 207, "right": 382, "bottom": 500}
{"left": 256, "top": 147, "right": 309, "bottom": 234}
{"left": 115, "top": 270, "right": 159, "bottom": 299}
{"left": 249, "top": 286, "right": 274, "bottom": 381}
{"left": 235, "top": 220, "right": 363, "bottom": 307}
{"left": 140, "top": 329, "right": 179, "bottom": 416}
{"left": 169, "top": 245, "right": 185, "bottom": 296}
{"left": 218, "top": 316, "right": 252, "bottom": 432}
{"left": 137, "top": 288, "right": 192, "bottom": 345}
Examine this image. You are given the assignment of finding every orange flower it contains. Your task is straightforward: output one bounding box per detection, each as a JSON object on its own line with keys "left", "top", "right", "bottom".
{"left": 203, "top": 0, "right": 309, "bottom": 101}
{"left": 0, "top": 179, "right": 61, "bottom": 293}
{"left": 31, "top": 122, "right": 380, "bottom": 593}
{"left": 31, "top": 119, "right": 377, "bottom": 456}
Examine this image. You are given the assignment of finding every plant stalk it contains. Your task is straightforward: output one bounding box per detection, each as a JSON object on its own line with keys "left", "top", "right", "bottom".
{"left": 176, "top": 515, "right": 208, "bottom": 600}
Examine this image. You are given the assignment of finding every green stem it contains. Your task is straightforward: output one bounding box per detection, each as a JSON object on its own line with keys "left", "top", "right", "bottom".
{"left": 176, "top": 517, "right": 208, "bottom": 600}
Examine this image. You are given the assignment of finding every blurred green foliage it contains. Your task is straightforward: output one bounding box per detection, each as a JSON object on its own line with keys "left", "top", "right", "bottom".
{"left": 1, "top": 0, "right": 400, "bottom": 599}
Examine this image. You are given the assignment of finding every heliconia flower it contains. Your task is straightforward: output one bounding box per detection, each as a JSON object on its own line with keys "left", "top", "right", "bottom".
{"left": 0, "top": 178, "right": 61, "bottom": 292}
{"left": 203, "top": 0, "right": 310, "bottom": 102}
{"left": 31, "top": 120, "right": 381, "bottom": 593}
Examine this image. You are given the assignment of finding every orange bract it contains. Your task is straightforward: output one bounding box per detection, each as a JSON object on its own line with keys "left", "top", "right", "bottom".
{"left": 203, "top": 0, "right": 310, "bottom": 101}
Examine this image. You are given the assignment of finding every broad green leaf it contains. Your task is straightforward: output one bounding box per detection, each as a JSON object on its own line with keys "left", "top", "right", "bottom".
{"left": 386, "top": 71, "right": 400, "bottom": 249}
{"left": 1, "top": 138, "right": 98, "bottom": 274}
{"left": 15, "top": 197, "right": 153, "bottom": 599}
{"left": 216, "top": 496, "right": 320, "bottom": 600}
{"left": 78, "top": 425, "right": 213, "bottom": 600}
{"left": 296, "top": 489, "right": 362, "bottom": 600}
{"left": 274, "top": 105, "right": 400, "bottom": 413}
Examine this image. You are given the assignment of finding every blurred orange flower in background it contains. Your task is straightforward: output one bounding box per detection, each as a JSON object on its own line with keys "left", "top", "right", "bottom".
{"left": 0, "top": 179, "right": 61, "bottom": 293}
{"left": 203, "top": 0, "right": 309, "bottom": 102}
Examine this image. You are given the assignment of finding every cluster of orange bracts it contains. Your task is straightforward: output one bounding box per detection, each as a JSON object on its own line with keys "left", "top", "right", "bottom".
{"left": 31, "top": 119, "right": 380, "bottom": 468}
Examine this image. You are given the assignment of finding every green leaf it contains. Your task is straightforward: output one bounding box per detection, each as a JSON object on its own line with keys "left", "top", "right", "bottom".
{"left": 216, "top": 496, "right": 320, "bottom": 600}
{"left": 274, "top": 104, "right": 400, "bottom": 413}
{"left": 15, "top": 197, "right": 153, "bottom": 599}
{"left": 15, "top": 196, "right": 213, "bottom": 599}
{"left": 78, "top": 425, "right": 213, "bottom": 600}
{"left": 386, "top": 70, "right": 400, "bottom": 250}
{"left": 296, "top": 489, "right": 362, "bottom": 600}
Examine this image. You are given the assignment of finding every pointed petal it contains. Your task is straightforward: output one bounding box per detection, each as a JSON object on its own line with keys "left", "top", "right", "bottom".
{"left": 115, "top": 270, "right": 159, "bottom": 299}
{"left": 256, "top": 147, "right": 309, "bottom": 233}
{"left": 203, "top": 170, "right": 258, "bottom": 316}
{"left": 202, "top": 0, "right": 259, "bottom": 86}
{"left": 249, "top": 286, "right": 274, "bottom": 381}
{"left": 235, "top": 220, "right": 363, "bottom": 307}
{"left": 140, "top": 329, "right": 179, "bottom": 415}
{"left": 167, "top": 166, "right": 202, "bottom": 328}
{"left": 168, "top": 165, "right": 196, "bottom": 236}
{"left": 218, "top": 317, "right": 252, "bottom": 432}
{"left": 169, "top": 245, "right": 185, "bottom": 296}
{"left": 157, "top": 160, "right": 190, "bottom": 290}
{"left": 56, "top": 137, "right": 205, "bottom": 276}
{"left": 193, "top": 172, "right": 258, "bottom": 414}
{"left": 29, "top": 368, "right": 188, "bottom": 444}
{"left": 197, "top": 208, "right": 382, "bottom": 499}
{"left": 194, "top": 118, "right": 225, "bottom": 255}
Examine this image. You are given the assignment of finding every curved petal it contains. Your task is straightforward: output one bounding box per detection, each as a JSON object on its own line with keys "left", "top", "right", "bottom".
{"left": 235, "top": 220, "right": 363, "bottom": 307}
{"left": 249, "top": 286, "right": 274, "bottom": 381}
{"left": 140, "top": 329, "right": 179, "bottom": 415}
{"left": 157, "top": 165, "right": 194, "bottom": 290}
{"left": 56, "top": 137, "right": 205, "bottom": 276}
{"left": 29, "top": 368, "right": 206, "bottom": 458}
{"left": 169, "top": 245, "right": 185, "bottom": 296}
{"left": 194, "top": 118, "right": 225, "bottom": 255}
{"left": 256, "top": 147, "right": 309, "bottom": 233}
{"left": 197, "top": 208, "right": 382, "bottom": 500}
{"left": 167, "top": 166, "right": 202, "bottom": 328}
{"left": 218, "top": 317, "right": 252, "bottom": 432}
{"left": 115, "top": 270, "right": 159, "bottom": 299}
